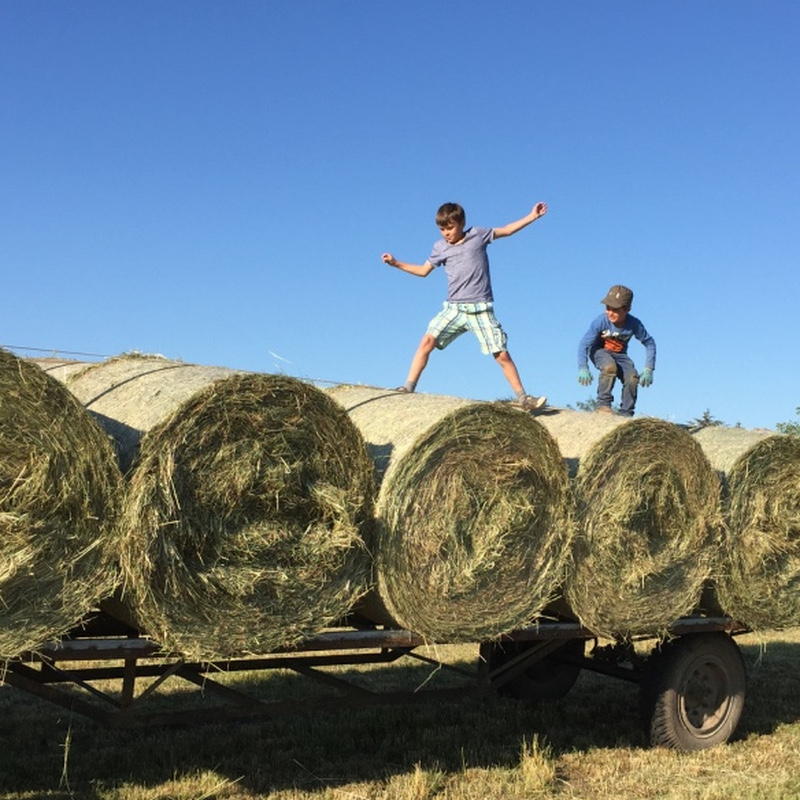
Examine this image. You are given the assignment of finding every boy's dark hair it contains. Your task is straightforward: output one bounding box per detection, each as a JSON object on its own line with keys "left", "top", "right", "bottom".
{"left": 436, "top": 202, "right": 466, "bottom": 228}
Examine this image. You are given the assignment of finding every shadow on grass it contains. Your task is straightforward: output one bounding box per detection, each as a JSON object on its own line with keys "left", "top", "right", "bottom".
{"left": 0, "top": 649, "right": 646, "bottom": 798}
{"left": 736, "top": 639, "right": 800, "bottom": 739}
{"left": 3, "top": 636, "right": 797, "bottom": 797}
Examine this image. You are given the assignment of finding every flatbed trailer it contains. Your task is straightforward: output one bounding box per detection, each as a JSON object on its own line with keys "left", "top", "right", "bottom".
{"left": 1, "top": 611, "right": 749, "bottom": 752}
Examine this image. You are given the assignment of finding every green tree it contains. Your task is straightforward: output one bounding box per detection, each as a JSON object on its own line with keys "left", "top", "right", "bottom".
{"left": 777, "top": 407, "right": 800, "bottom": 436}
{"left": 567, "top": 397, "right": 597, "bottom": 412}
{"left": 687, "top": 409, "right": 724, "bottom": 431}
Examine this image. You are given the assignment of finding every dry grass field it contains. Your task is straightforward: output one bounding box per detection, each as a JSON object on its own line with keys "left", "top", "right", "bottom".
{"left": 3, "top": 628, "right": 800, "bottom": 799}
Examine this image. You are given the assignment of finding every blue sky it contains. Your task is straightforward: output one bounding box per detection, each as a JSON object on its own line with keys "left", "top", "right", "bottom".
{"left": 2, "top": 2, "right": 798, "bottom": 431}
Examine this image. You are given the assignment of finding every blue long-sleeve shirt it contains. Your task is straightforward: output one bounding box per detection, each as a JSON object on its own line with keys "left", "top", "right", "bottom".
{"left": 578, "top": 313, "right": 656, "bottom": 370}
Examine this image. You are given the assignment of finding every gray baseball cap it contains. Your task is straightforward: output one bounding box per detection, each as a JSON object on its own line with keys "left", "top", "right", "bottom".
{"left": 601, "top": 284, "right": 633, "bottom": 308}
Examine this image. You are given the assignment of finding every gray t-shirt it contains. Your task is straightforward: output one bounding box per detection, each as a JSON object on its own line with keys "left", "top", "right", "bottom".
{"left": 428, "top": 226, "right": 494, "bottom": 303}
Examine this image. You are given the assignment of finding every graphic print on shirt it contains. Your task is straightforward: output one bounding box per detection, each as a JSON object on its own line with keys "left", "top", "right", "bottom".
{"left": 601, "top": 329, "right": 630, "bottom": 354}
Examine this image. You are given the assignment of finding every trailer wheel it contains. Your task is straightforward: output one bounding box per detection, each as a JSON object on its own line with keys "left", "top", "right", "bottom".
{"left": 641, "top": 632, "right": 745, "bottom": 751}
{"left": 489, "top": 638, "right": 584, "bottom": 701}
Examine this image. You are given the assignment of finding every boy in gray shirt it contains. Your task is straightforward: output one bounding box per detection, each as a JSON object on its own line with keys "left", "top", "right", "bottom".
{"left": 381, "top": 201, "right": 548, "bottom": 410}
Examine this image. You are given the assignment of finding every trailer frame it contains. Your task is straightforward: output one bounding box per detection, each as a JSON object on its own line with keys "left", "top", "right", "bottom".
{"left": 0, "top": 611, "right": 749, "bottom": 750}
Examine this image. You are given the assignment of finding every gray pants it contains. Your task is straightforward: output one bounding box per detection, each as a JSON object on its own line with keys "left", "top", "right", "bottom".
{"left": 591, "top": 349, "right": 639, "bottom": 416}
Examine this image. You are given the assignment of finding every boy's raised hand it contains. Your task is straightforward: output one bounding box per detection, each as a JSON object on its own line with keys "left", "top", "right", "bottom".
{"left": 532, "top": 202, "right": 547, "bottom": 219}
{"left": 382, "top": 253, "right": 397, "bottom": 266}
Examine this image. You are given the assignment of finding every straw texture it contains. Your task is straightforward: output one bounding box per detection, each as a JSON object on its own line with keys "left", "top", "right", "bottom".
{"left": 1, "top": 350, "right": 121, "bottom": 658}
{"left": 42, "top": 355, "right": 375, "bottom": 659}
{"left": 694, "top": 427, "right": 800, "bottom": 629}
{"left": 327, "top": 386, "right": 573, "bottom": 641}
{"left": 540, "top": 410, "right": 721, "bottom": 639}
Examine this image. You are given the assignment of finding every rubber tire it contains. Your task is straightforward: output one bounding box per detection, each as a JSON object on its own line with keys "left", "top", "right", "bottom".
{"left": 489, "top": 638, "right": 584, "bottom": 701}
{"left": 641, "top": 632, "right": 746, "bottom": 751}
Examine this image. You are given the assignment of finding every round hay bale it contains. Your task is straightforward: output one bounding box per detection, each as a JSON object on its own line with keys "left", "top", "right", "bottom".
{"left": 534, "top": 408, "right": 630, "bottom": 478}
{"left": 326, "top": 386, "right": 573, "bottom": 642}
{"left": 39, "top": 354, "right": 237, "bottom": 474}
{"left": 694, "top": 427, "right": 800, "bottom": 630}
{"left": 32, "top": 357, "right": 95, "bottom": 381}
{"left": 539, "top": 410, "right": 721, "bottom": 639}
{"left": 0, "top": 349, "right": 121, "bottom": 658}
{"left": 43, "top": 355, "right": 375, "bottom": 659}
{"left": 692, "top": 427, "right": 774, "bottom": 477}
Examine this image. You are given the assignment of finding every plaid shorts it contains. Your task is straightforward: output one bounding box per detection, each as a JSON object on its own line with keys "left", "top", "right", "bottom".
{"left": 427, "top": 301, "right": 508, "bottom": 355}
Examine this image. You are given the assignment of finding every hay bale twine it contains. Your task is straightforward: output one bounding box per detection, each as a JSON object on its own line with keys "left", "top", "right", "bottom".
{"left": 33, "top": 358, "right": 94, "bottom": 381}
{"left": 38, "top": 354, "right": 236, "bottom": 474}
{"left": 694, "top": 427, "right": 800, "bottom": 630}
{"left": 44, "top": 354, "right": 375, "bottom": 659}
{"left": 326, "top": 386, "right": 573, "bottom": 641}
{"left": 0, "top": 349, "right": 121, "bottom": 658}
{"left": 539, "top": 410, "right": 721, "bottom": 639}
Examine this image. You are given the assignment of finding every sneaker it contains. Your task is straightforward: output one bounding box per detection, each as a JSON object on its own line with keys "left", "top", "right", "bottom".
{"left": 595, "top": 405, "right": 614, "bottom": 414}
{"left": 516, "top": 394, "right": 547, "bottom": 411}
{"left": 394, "top": 386, "right": 411, "bottom": 393}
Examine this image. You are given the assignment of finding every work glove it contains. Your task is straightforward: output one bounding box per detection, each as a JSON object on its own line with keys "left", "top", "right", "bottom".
{"left": 578, "top": 368, "right": 593, "bottom": 387}
{"left": 640, "top": 367, "right": 654, "bottom": 388}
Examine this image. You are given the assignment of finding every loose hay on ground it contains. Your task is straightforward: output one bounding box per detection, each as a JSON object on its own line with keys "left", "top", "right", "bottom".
{"left": 41, "top": 355, "right": 375, "bottom": 660}
{"left": 539, "top": 410, "right": 721, "bottom": 639}
{"left": 0, "top": 349, "right": 121, "bottom": 658}
{"left": 326, "top": 386, "right": 573, "bottom": 641}
{"left": 694, "top": 427, "right": 800, "bottom": 630}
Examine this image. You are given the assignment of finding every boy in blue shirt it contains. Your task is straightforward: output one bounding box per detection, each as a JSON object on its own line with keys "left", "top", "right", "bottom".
{"left": 577, "top": 284, "right": 656, "bottom": 416}
{"left": 381, "top": 201, "right": 548, "bottom": 410}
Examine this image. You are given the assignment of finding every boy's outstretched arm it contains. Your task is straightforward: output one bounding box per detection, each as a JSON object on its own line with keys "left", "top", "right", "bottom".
{"left": 381, "top": 253, "right": 435, "bottom": 277}
{"left": 493, "top": 202, "right": 547, "bottom": 239}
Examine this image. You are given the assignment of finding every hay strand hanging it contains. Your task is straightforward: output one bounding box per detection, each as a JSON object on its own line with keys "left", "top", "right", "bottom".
{"left": 326, "top": 386, "right": 573, "bottom": 642}
{"left": 539, "top": 410, "right": 721, "bottom": 639}
{"left": 43, "top": 355, "right": 375, "bottom": 659}
{"left": 694, "top": 427, "right": 800, "bottom": 630}
{"left": 0, "top": 349, "right": 121, "bottom": 658}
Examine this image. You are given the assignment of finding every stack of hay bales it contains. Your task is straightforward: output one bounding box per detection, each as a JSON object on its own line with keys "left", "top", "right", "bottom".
{"left": 538, "top": 410, "right": 721, "bottom": 640}
{"left": 693, "top": 427, "right": 800, "bottom": 630}
{"left": 39, "top": 354, "right": 375, "bottom": 660}
{"left": 326, "top": 386, "right": 573, "bottom": 642}
{"left": 0, "top": 349, "right": 121, "bottom": 658}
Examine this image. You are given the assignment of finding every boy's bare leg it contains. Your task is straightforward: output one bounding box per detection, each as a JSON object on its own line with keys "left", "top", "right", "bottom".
{"left": 493, "top": 350, "right": 524, "bottom": 395}
{"left": 402, "top": 333, "right": 437, "bottom": 390}
{"left": 495, "top": 351, "right": 547, "bottom": 408}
